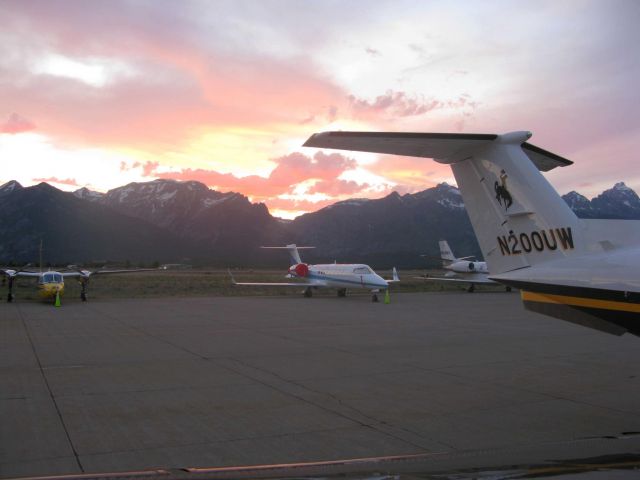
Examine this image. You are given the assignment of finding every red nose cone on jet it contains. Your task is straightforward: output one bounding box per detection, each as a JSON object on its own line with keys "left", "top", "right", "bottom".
{"left": 294, "top": 263, "right": 309, "bottom": 277}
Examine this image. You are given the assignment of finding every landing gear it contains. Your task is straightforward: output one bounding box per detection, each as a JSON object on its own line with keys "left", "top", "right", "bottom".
{"left": 372, "top": 293, "right": 379, "bottom": 302}
{"left": 467, "top": 284, "right": 475, "bottom": 293}
{"left": 7, "top": 278, "right": 14, "bottom": 303}
{"left": 80, "top": 279, "right": 88, "bottom": 301}
{"left": 337, "top": 288, "right": 347, "bottom": 297}
{"left": 304, "top": 287, "right": 313, "bottom": 298}
{"left": 506, "top": 286, "right": 512, "bottom": 292}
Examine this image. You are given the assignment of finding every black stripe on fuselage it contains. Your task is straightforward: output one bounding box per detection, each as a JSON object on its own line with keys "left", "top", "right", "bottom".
{"left": 523, "top": 299, "right": 640, "bottom": 336}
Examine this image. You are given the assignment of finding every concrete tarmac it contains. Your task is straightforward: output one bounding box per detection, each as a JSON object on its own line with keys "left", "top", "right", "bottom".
{"left": 1, "top": 292, "right": 640, "bottom": 478}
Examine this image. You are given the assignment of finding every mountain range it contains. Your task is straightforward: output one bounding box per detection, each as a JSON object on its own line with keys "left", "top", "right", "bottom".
{"left": 1, "top": 179, "right": 638, "bottom": 267}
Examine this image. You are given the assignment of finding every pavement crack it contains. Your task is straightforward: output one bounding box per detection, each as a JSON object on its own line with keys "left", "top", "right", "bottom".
{"left": 215, "top": 357, "right": 441, "bottom": 452}
{"left": 16, "top": 304, "right": 85, "bottom": 473}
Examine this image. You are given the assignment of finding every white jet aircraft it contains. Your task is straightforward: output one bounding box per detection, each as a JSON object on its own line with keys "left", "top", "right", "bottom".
{"left": 304, "top": 130, "right": 640, "bottom": 336}
{"left": 230, "top": 244, "right": 399, "bottom": 302}
{"left": 419, "top": 240, "right": 508, "bottom": 292}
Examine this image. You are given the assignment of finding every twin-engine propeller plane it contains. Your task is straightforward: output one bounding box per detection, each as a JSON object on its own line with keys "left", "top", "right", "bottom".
{"left": 230, "top": 244, "right": 399, "bottom": 302}
{"left": 419, "top": 240, "right": 509, "bottom": 292}
{"left": 1, "top": 265, "right": 155, "bottom": 304}
{"left": 304, "top": 130, "right": 640, "bottom": 336}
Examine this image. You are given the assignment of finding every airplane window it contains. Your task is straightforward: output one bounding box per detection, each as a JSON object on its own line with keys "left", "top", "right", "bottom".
{"left": 43, "top": 273, "right": 53, "bottom": 283}
{"left": 54, "top": 274, "right": 63, "bottom": 282}
{"left": 353, "top": 267, "right": 371, "bottom": 274}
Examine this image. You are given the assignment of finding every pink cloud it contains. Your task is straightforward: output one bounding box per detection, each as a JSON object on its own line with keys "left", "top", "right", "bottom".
{"left": 33, "top": 176, "right": 79, "bottom": 187}
{"left": 0, "top": 5, "right": 345, "bottom": 150}
{"left": 1, "top": 113, "right": 35, "bottom": 134}
{"left": 145, "top": 151, "right": 360, "bottom": 199}
{"left": 308, "top": 179, "right": 369, "bottom": 196}
{"left": 349, "top": 90, "right": 443, "bottom": 118}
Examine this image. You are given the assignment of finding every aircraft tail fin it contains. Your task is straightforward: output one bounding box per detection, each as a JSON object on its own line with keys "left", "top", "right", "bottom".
{"left": 261, "top": 244, "right": 315, "bottom": 265}
{"left": 304, "top": 130, "right": 580, "bottom": 275}
{"left": 438, "top": 240, "right": 457, "bottom": 265}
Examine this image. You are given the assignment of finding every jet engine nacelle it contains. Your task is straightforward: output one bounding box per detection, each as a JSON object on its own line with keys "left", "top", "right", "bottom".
{"left": 289, "top": 263, "right": 310, "bottom": 277}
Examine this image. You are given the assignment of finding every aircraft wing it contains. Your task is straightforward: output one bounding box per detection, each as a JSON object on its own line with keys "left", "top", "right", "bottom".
{"left": 1, "top": 269, "right": 40, "bottom": 278}
{"left": 415, "top": 275, "right": 498, "bottom": 285}
{"left": 61, "top": 268, "right": 157, "bottom": 277}
{"left": 92, "top": 268, "right": 157, "bottom": 275}
{"left": 303, "top": 131, "right": 572, "bottom": 171}
{"left": 232, "top": 281, "right": 318, "bottom": 287}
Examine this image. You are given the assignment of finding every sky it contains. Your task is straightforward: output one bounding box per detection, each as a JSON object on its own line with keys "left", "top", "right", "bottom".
{"left": 1, "top": 0, "right": 639, "bottom": 218}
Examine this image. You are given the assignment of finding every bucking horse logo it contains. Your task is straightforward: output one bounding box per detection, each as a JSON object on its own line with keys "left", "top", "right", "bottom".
{"left": 494, "top": 169, "right": 513, "bottom": 211}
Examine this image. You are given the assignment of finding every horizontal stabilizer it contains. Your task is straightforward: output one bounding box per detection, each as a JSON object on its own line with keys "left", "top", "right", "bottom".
{"left": 303, "top": 131, "right": 572, "bottom": 171}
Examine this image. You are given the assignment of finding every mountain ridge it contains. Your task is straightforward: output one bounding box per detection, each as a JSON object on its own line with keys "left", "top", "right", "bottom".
{"left": 0, "top": 179, "right": 638, "bottom": 267}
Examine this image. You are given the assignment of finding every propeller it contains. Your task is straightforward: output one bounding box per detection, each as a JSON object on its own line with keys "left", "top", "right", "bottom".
{"left": 3, "top": 263, "right": 31, "bottom": 302}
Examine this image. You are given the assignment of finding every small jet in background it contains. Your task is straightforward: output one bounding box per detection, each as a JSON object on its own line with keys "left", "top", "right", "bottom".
{"left": 230, "top": 244, "right": 399, "bottom": 302}
{"left": 418, "top": 240, "right": 510, "bottom": 292}
{"left": 1, "top": 265, "right": 155, "bottom": 303}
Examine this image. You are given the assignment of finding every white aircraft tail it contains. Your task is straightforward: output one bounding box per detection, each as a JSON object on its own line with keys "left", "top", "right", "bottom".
{"left": 438, "top": 240, "right": 456, "bottom": 265}
{"left": 449, "top": 132, "right": 580, "bottom": 274}
{"left": 304, "top": 131, "right": 579, "bottom": 275}
{"left": 386, "top": 267, "right": 400, "bottom": 283}
{"left": 261, "top": 244, "right": 315, "bottom": 265}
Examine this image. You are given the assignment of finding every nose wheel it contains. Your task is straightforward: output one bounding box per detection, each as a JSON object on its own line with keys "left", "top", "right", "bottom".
{"left": 371, "top": 293, "right": 379, "bottom": 302}
{"left": 303, "top": 287, "right": 313, "bottom": 298}
{"left": 80, "top": 279, "right": 89, "bottom": 301}
{"left": 7, "top": 278, "right": 14, "bottom": 303}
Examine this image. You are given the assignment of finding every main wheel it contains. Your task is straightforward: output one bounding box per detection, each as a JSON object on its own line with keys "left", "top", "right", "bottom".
{"left": 7, "top": 292, "right": 13, "bottom": 303}
{"left": 81, "top": 292, "right": 87, "bottom": 302}
{"left": 506, "top": 286, "right": 512, "bottom": 292}
{"left": 304, "top": 288, "right": 313, "bottom": 298}
{"left": 467, "top": 284, "right": 475, "bottom": 293}
{"left": 372, "top": 294, "right": 378, "bottom": 302}
{"left": 337, "top": 288, "right": 347, "bottom": 297}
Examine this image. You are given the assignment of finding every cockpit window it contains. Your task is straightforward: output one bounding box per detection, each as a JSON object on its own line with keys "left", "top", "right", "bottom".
{"left": 353, "top": 266, "right": 372, "bottom": 274}
{"left": 42, "top": 273, "right": 63, "bottom": 283}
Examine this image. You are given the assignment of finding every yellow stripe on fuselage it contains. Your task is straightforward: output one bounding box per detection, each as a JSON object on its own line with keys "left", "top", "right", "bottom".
{"left": 38, "top": 282, "right": 65, "bottom": 298}
{"left": 521, "top": 290, "right": 640, "bottom": 313}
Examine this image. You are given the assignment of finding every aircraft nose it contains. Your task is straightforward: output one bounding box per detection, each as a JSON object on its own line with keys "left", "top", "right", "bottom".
{"left": 376, "top": 275, "right": 388, "bottom": 288}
